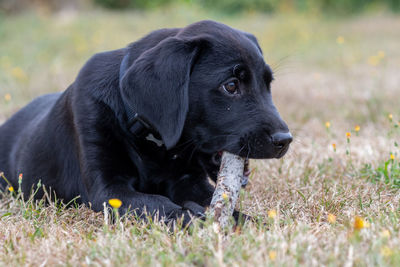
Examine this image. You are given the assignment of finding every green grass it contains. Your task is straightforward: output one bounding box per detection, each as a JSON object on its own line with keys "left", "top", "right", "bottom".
{"left": 1, "top": 7, "right": 400, "bottom": 266}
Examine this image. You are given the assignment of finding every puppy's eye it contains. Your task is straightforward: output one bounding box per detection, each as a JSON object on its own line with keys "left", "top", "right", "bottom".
{"left": 221, "top": 80, "right": 240, "bottom": 95}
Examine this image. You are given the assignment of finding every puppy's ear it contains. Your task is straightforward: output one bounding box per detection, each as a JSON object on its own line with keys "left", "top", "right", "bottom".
{"left": 120, "top": 37, "right": 207, "bottom": 149}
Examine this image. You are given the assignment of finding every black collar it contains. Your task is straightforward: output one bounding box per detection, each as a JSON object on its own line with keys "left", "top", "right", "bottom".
{"left": 119, "top": 53, "right": 164, "bottom": 147}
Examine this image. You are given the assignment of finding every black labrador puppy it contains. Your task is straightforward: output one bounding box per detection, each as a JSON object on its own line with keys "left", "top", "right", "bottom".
{"left": 0, "top": 20, "right": 292, "bottom": 224}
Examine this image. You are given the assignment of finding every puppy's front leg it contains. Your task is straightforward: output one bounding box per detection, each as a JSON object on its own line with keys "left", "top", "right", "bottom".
{"left": 167, "top": 175, "right": 215, "bottom": 208}
{"left": 88, "top": 182, "right": 196, "bottom": 225}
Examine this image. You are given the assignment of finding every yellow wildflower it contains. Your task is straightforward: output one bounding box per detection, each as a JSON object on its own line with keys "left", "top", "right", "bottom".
{"left": 8, "top": 186, "right": 14, "bottom": 192}
{"left": 108, "top": 198, "right": 122, "bottom": 209}
{"left": 268, "top": 209, "right": 277, "bottom": 219}
{"left": 222, "top": 192, "right": 229, "bottom": 201}
{"left": 380, "top": 246, "right": 393, "bottom": 257}
{"left": 377, "top": 51, "right": 385, "bottom": 59}
{"left": 380, "top": 229, "right": 390, "bottom": 238}
{"left": 268, "top": 250, "right": 277, "bottom": 261}
{"left": 354, "top": 125, "right": 360, "bottom": 132}
{"left": 325, "top": 121, "right": 331, "bottom": 128}
{"left": 336, "top": 36, "right": 345, "bottom": 44}
{"left": 354, "top": 216, "right": 369, "bottom": 230}
{"left": 388, "top": 114, "right": 393, "bottom": 120}
{"left": 11, "top": 67, "right": 27, "bottom": 81}
{"left": 332, "top": 143, "right": 336, "bottom": 151}
{"left": 390, "top": 154, "right": 395, "bottom": 160}
{"left": 346, "top": 132, "right": 351, "bottom": 138}
{"left": 368, "top": 55, "right": 380, "bottom": 66}
{"left": 4, "top": 93, "right": 11, "bottom": 102}
{"left": 327, "top": 213, "right": 336, "bottom": 224}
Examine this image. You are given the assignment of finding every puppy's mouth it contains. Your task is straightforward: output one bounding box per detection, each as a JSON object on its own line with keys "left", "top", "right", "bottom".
{"left": 205, "top": 141, "right": 290, "bottom": 160}
{"left": 197, "top": 131, "right": 291, "bottom": 160}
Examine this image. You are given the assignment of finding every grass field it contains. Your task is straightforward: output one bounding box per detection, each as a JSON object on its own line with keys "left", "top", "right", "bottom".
{"left": 1, "top": 7, "right": 400, "bottom": 266}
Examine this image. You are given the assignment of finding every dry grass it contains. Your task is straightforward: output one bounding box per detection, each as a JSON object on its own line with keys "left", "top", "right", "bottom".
{"left": 1, "top": 7, "right": 400, "bottom": 266}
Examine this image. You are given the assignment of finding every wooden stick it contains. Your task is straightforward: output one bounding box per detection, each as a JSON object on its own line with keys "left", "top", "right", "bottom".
{"left": 209, "top": 151, "right": 245, "bottom": 228}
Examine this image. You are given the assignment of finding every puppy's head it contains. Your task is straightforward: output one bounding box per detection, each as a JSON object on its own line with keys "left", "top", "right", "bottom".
{"left": 120, "top": 20, "right": 291, "bottom": 159}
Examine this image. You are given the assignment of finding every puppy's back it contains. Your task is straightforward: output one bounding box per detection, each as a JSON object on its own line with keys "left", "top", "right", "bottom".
{"left": 0, "top": 93, "right": 60, "bottom": 184}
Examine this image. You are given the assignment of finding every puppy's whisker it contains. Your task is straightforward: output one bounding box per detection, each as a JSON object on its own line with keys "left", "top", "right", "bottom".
{"left": 269, "top": 55, "right": 291, "bottom": 72}
{"left": 177, "top": 142, "right": 198, "bottom": 158}
{"left": 188, "top": 144, "right": 200, "bottom": 163}
{"left": 175, "top": 139, "right": 195, "bottom": 151}
{"left": 175, "top": 137, "right": 196, "bottom": 148}
{"left": 246, "top": 141, "right": 251, "bottom": 159}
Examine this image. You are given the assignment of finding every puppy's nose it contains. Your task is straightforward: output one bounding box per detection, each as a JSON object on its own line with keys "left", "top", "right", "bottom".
{"left": 271, "top": 132, "right": 293, "bottom": 149}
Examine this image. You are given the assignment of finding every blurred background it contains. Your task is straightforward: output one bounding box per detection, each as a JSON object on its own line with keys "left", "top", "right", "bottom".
{"left": 1, "top": 2, "right": 400, "bottom": 265}
{"left": 0, "top": 0, "right": 399, "bottom": 142}
{"left": 1, "top": 0, "right": 400, "bottom": 14}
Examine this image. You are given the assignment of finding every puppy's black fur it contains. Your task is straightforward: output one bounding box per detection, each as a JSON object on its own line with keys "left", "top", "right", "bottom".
{"left": 0, "top": 20, "right": 291, "bottom": 224}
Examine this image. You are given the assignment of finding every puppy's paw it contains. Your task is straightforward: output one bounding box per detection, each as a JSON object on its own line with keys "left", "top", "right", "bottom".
{"left": 165, "top": 205, "right": 205, "bottom": 228}
{"left": 182, "top": 200, "right": 206, "bottom": 219}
